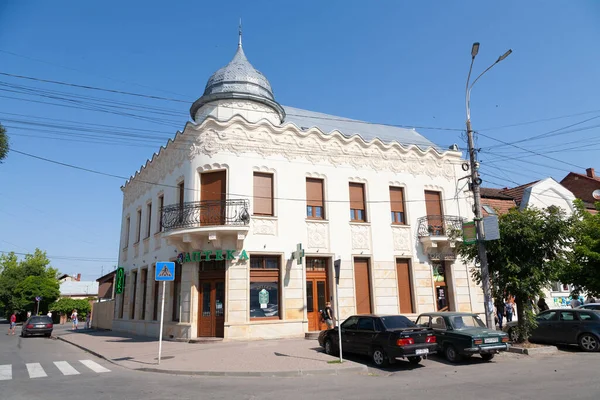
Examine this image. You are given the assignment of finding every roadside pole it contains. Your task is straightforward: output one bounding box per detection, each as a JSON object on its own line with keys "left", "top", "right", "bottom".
{"left": 158, "top": 281, "right": 166, "bottom": 365}
{"left": 155, "top": 261, "right": 176, "bottom": 365}
{"left": 334, "top": 259, "right": 343, "bottom": 363}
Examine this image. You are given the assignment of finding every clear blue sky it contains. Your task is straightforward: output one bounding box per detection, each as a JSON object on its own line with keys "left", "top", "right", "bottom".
{"left": 1, "top": 1, "right": 599, "bottom": 280}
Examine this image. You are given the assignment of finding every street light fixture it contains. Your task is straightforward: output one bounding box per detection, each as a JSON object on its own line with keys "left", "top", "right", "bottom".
{"left": 464, "top": 43, "right": 512, "bottom": 329}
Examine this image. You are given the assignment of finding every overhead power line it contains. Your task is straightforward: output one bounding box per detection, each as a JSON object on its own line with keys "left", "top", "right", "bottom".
{"left": 0, "top": 250, "right": 116, "bottom": 262}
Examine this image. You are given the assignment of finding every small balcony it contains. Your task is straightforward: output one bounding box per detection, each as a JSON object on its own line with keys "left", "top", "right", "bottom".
{"left": 417, "top": 215, "right": 464, "bottom": 252}
{"left": 161, "top": 199, "right": 250, "bottom": 249}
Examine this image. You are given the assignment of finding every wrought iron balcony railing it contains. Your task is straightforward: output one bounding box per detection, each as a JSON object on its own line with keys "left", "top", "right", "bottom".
{"left": 161, "top": 199, "right": 250, "bottom": 232}
{"left": 417, "top": 215, "right": 465, "bottom": 237}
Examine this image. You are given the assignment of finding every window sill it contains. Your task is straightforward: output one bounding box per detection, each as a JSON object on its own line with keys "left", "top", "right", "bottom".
{"left": 252, "top": 215, "right": 277, "bottom": 219}
{"left": 154, "top": 231, "right": 163, "bottom": 237}
{"left": 133, "top": 242, "right": 140, "bottom": 246}
{"left": 349, "top": 221, "right": 371, "bottom": 226}
{"left": 143, "top": 237, "right": 150, "bottom": 242}
{"left": 122, "top": 246, "right": 128, "bottom": 251}
{"left": 249, "top": 317, "right": 282, "bottom": 323}
{"left": 391, "top": 223, "right": 410, "bottom": 227}
{"left": 306, "top": 218, "right": 328, "bottom": 223}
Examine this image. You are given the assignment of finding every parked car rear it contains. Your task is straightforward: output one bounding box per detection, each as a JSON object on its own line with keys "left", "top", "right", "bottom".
{"left": 318, "top": 314, "right": 437, "bottom": 367}
{"left": 21, "top": 316, "right": 53, "bottom": 337}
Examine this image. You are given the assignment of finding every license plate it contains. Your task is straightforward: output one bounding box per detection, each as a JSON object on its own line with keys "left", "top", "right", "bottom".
{"left": 484, "top": 337, "right": 499, "bottom": 344}
{"left": 35, "top": 324, "right": 45, "bottom": 328}
{"left": 415, "top": 349, "right": 429, "bottom": 355}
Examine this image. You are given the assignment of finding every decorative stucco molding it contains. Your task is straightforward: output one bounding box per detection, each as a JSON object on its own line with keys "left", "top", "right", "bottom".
{"left": 197, "top": 163, "right": 229, "bottom": 172}
{"left": 351, "top": 224, "right": 371, "bottom": 250}
{"left": 251, "top": 217, "right": 277, "bottom": 236}
{"left": 307, "top": 221, "right": 329, "bottom": 249}
{"left": 392, "top": 225, "right": 412, "bottom": 253}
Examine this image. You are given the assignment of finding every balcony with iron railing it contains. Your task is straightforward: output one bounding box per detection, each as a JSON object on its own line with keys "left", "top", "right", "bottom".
{"left": 161, "top": 199, "right": 250, "bottom": 248}
{"left": 417, "top": 215, "right": 465, "bottom": 252}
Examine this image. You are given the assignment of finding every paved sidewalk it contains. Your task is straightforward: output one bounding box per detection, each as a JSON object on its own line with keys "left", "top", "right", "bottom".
{"left": 54, "top": 329, "right": 366, "bottom": 377}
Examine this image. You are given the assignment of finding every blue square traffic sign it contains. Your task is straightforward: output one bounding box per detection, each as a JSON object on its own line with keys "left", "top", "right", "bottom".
{"left": 155, "top": 262, "right": 176, "bottom": 281}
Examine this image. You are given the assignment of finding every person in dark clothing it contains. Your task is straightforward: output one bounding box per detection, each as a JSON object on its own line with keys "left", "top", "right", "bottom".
{"left": 537, "top": 297, "right": 550, "bottom": 312}
{"left": 323, "top": 302, "right": 334, "bottom": 329}
{"left": 495, "top": 298, "right": 505, "bottom": 329}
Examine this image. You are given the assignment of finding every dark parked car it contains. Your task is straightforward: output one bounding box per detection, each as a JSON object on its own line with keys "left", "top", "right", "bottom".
{"left": 21, "top": 315, "right": 53, "bottom": 337}
{"left": 318, "top": 314, "right": 437, "bottom": 367}
{"left": 503, "top": 309, "right": 600, "bottom": 352}
{"left": 577, "top": 303, "right": 600, "bottom": 311}
{"left": 416, "top": 312, "right": 510, "bottom": 363}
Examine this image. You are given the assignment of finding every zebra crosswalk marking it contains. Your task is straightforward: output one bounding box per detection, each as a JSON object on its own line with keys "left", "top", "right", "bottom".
{"left": 26, "top": 363, "right": 47, "bottom": 378}
{"left": 0, "top": 364, "right": 11, "bottom": 380}
{"left": 79, "top": 360, "right": 110, "bottom": 373}
{"left": 53, "top": 361, "right": 80, "bottom": 376}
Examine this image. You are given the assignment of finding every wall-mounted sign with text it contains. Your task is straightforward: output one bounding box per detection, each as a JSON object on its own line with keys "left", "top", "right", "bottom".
{"left": 177, "top": 249, "right": 249, "bottom": 263}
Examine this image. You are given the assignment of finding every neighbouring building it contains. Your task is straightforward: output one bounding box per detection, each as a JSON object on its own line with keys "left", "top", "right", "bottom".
{"left": 114, "top": 34, "right": 484, "bottom": 341}
{"left": 58, "top": 273, "right": 82, "bottom": 283}
{"left": 560, "top": 167, "right": 600, "bottom": 214}
{"left": 96, "top": 270, "right": 116, "bottom": 301}
{"left": 480, "top": 178, "right": 578, "bottom": 309}
{"left": 59, "top": 280, "right": 99, "bottom": 300}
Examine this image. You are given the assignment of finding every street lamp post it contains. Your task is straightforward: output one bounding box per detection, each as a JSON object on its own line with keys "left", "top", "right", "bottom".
{"left": 465, "top": 43, "right": 512, "bottom": 329}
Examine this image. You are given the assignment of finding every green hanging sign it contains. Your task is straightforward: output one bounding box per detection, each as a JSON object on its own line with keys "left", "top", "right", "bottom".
{"left": 115, "top": 266, "right": 125, "bottom": 294}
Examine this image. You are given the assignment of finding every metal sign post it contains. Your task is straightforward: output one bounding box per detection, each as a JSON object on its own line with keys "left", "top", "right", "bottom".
{"left": 333, "top": 258, "right": 342, "bottom": 363}
{"left": 155, "top": 261, "right": 176, "bottom": 365}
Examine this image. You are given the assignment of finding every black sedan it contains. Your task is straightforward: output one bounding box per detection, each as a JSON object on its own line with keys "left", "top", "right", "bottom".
{"left": 503, "top": 309, "right": 600, "bottom": 351}
{"left": 318, "top": 314, "right": 437, "bottom": 367}
{"left": 21, "top": 315, "right": 53, "bottom": 337}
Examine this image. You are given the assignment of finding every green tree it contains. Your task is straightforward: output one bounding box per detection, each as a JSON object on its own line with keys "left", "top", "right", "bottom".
{"left": 49, "top": 297, "right": 92, "bottom": 319}
{"left": 559, "top": 199, "right": 600, "bottom": 297}
{"left": 455, "top": 206, "right": 572, "bottom": 342}
{"left": 0, "top": 123, "right": 8, "bottom": 163}
{"left": 0, "top": 249, "right": 60, "bottom": 316}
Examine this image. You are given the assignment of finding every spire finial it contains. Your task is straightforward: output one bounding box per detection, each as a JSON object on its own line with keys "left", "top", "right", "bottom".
{"left": 238, "top": 18, "right": 242, "bottom": 47}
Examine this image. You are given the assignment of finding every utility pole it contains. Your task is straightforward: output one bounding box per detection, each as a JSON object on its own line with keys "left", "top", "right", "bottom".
{"left": 465, "top": 42, "right": 512, "bottom": 329}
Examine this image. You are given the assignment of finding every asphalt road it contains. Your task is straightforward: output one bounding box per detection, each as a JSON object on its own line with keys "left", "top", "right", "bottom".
{"left": 1, "top": 320, "right": 599, "bottom": 400}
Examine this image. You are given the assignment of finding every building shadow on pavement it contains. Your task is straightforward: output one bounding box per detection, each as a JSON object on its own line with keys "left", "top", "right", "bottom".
{"left": 427, "top": 353, "right": 498, "bottom": 366}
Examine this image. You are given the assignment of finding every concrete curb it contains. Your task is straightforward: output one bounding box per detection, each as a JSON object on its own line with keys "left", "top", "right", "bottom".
{"left": 55, "top": 334, "right": 368, "bottom": 377}
{"left": 508, "top": 345, "right": 558, "bottom": 355}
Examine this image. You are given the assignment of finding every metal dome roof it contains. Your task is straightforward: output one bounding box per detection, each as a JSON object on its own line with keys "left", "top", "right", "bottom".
{"left": 203, "top": 45, "right": 275, "bottom": 100}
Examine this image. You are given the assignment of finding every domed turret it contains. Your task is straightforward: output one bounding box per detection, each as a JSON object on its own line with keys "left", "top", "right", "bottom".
{"left": 190, "top": 30, "right": 285, "bottom": 123}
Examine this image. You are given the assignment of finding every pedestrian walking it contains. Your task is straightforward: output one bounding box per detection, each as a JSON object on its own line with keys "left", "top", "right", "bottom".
{"left": 71, "top": 309, "right": 78, "bottom": 330}
{"left": 7, "top": 312, "right": 17, "bottom": 335}
{"left": 504, "top": 299, "right": 514, "bottom": 323}
{"left": 26, "top": 311, "right": 31, "bottom": 319}
{"left": 494, "top": 298, "right": 505, "bottom": 329}
{"left": 322, "top": 302, "right": 334, "bottom": 329}
{"left": 537, "top": 297, "right": 550, "bottom": 312}
{"left": 570, "top": 296, "right": 582, "bottom": 308}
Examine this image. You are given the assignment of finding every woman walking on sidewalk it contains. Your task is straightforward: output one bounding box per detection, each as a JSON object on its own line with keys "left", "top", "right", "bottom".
{"left": 71, "top": 309, "right": 78, "bottom": 330}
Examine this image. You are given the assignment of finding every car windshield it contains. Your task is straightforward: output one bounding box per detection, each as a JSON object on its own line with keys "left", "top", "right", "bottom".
{"left": 449, "top": 315, "right": 485, "bottom": 329}
{"left": 30, "top": 316, "right": 52, "bottom": 323}
{"left": 380, "top": 316, "right": 416, "bottom": 329}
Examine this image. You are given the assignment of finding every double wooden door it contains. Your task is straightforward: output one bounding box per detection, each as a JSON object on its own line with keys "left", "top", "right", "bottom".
{"left": 198, "top": 279, "right": 225, "bottom": 337}
{"left": 307, "top": 273, "right": 329, "bottom": 331}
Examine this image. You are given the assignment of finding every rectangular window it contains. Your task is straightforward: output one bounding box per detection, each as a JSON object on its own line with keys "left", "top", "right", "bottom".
{"left": 153, "top": 265, "right": 160, "bottom": 321}
{"left": 172, "top": 263, "right": 182, "bottom": 322}
{"left": 390, "top": 187, "right": 406, "bottom": 225}
{"left": 140, "top": 268, "right": 147, "bottom": 320}
{"left": 130, "top": 270, "right": 138, "bottom": 319}
{"left": 124, "top": 217, "right": 131, "bottom": 248}
{"left": 349, "top": 183, "right": 366, "bottom": 222}
{"left": 146, "top": 203, "right": 152, "bottom": 239}
{"left": 135, "top": 209, "right": 142, "bottom": 243}
{"left": 249, "top": 255, "right": 281, "bottom": 319}
{"left": 253, "top": 173, "right": 274, "bottom": 216}
{"left": 119, "top": 274, "right": 126, "bottom": 319}
{"left": 157, "top": 195, "right": 164, "bottom": 233}
{"left": 306, "top": 178, "right": 325, "bottom": 219}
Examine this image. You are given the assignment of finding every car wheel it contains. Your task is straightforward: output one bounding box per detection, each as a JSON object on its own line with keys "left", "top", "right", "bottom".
{"left": 578, "top": 333, "right": 600, "bottom": 352}
{"left": 508, "top": 328, "right": 519, "bottom": 342}
{"left": 324, "top": 338, "right": 336, "bottom": 356}
{"left": 371, "top": 347, "right": 389, "bottom": 367}
{"left": 444, "top": 345, "right": 460, "bottom": 363}
{"left": 44, "top": 333, "right": 51, "bottom": 338}
{"left": 408, "top": 356, "right": 421, "bottom": 365}
{"left": 481, "top": 353, "right": 495, "bottom": 361}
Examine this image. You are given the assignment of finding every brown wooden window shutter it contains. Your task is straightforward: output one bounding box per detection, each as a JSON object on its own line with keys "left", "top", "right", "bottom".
{"left": 306, "top": 178, "right": 324, "bottom": 219}
{"left": 354, "top": 258, "right": 372, "bottom": 314}
{"left": 390, "top": 187, "right": 406, "bottom": 224}
{"left": 253, "top": 173, "right": 274, "bottom": 216}
{"left": 349, "top": 183, "right": 366, "bottom": 221}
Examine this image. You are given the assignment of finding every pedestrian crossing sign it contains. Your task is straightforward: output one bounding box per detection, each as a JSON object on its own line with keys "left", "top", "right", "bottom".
{"left": 155, "top": 262, "right": 175, "bottom": 281}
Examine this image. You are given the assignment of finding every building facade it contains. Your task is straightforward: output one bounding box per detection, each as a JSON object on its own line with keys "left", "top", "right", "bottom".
{"left": 113, "top": 37, "right": 484, "bottom": 341}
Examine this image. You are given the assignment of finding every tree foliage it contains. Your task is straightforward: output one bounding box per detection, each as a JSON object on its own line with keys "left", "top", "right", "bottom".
{"left": 0, "top": 249, "right": 60, "bottom": 317}
{"left": 49, "top": 297, "right": 92, "bottom": 319}
{"left": 559, "top": 199, "right": 600, "bottom": 297}
{"left": 0, "top": 123, "right": 8, "bottom": 163}
{"left": 455, "top": 206, "right": 572, "bottom": 342}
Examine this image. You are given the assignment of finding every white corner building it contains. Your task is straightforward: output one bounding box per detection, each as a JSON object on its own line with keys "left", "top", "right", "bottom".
{"left": 114, "top": 35, "right": 484, "bottom": 341}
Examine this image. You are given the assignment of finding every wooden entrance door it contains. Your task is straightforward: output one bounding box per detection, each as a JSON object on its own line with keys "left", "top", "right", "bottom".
{"left": 307, "top": 275, "right": 329, "bottom": 331}
{"left": 425, "top": 190, "right": 443, "bottom": 235}
{"left": 198, "top": 279, "right": 225, "bottom": 337}
{"left": 200, "top": 171, "right": 226, "bottom": 226}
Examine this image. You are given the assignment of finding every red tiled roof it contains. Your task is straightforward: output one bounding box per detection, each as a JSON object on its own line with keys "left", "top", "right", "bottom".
{"left": 498, "top": 181, "right": 539, "bottom": 206}
{"left": 480, "top": 188, "right": 514, "bottom": 200}
{"left": 561, "top": 172, "right": 600, "bottom": 207}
